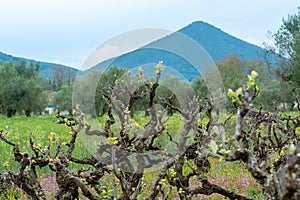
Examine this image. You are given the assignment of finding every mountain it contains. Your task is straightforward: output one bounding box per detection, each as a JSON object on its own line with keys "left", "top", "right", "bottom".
{"left": 179, "top": 21, "right": 265, "bottom": 61}
{"left": 0, "top": 52, "right": 78, "bottom": 78}
{"left": 1, "top": 21, "right": 271, "bottom": 81}
{"left": 91, "top": 21, "right": 271, "bottom": 81}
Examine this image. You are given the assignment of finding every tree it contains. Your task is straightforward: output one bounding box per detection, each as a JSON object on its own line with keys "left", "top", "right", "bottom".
{"left": 0, "top": 60, "right": 47, "bottom": 117}
{"left": 53, "top": 84, "right": 73, "bottom": 115}
{"left": 0, "top": 61, "right": 18, "bottom": 117}
{"left": 72, "top": 70, "right": 99, "bottom": 117}
{"left": 20, "top": 78, "right": 47, "bottom": 116}
{"left": 265, "top": 7, "right": 300, "bottom": 97}
{"left": 216, "top": 55, "right": 245, "bottom": 91}
{"left": 95, "top": 66, "right": 126, "bottom": 117}
{"left": 215, "top": 55, "right": 286, "bottom": 110}
{"left": 50, "top": 66, "right": 76, "bottom": 91}
{"left": 192, "top": 77, "right": 209, "bottom": 102}
{"left": 156, "top": 75, "right": 194, "bottom": 116}
{"left": 72, "top": 66, "right": 126, "bottom": 118}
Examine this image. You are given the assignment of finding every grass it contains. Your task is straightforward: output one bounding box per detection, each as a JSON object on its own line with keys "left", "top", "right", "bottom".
{"left": 0, "top": 114, "right": 263, "bottom": 199}
{"left": 0, "top": 114, "right": 91, "bottom": 173}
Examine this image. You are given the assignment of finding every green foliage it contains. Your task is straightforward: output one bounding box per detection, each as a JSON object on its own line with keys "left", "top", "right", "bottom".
{"left": 53, "top": 84, "right": 73, "bottom": 114}
{"left": 254, "top": 81, "right": 287, "bottom": 110}
{"left": 95, "top": 66, "right": 127, "bottom": 117}
{"left": 192, "top": 77, "right": 209, "bottom": 102}
{"left": 0, "top": 60, "right": 47, "bottom": 117}
{"left": 215, "top": 55, "right": 292, "bottom": 110}
{"left": 266, "top": 7, "right": 300, "bottom": 97}
{"left": 72, "top": 66, "right": 127, "bottom": 118}
{"left": 156, "top": 75, "right": 194, "bottom": 115}
{"left": 73, "top": 70, "right": 100, "bottom": 117}
{"left": 49, "top": 66, "right": 76, "bottom": 91}
{"left": 216, "top": 55, "right": 245, "bottom": 91}
{"left": 217, "top": 55, "right": 270, "bottom": 91}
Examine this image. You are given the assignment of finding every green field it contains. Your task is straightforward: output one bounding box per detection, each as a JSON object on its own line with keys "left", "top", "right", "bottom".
{"left": 0, "top": 115, "right": 92, "bottom": 172}
{"left": 0, "top": 114, "right": 263, "bottom": 199}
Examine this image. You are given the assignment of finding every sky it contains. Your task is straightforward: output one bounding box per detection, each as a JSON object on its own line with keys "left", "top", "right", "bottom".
{"left": 0, "top": 0, "right": 299, "bottom": 68}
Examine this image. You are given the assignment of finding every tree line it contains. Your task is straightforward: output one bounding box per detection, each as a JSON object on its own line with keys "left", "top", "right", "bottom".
{"left": 0, "top": 7, "right": 299, "bottom": 117}
{"left": 0, "top": 55, "right": 297, "bottom": 118}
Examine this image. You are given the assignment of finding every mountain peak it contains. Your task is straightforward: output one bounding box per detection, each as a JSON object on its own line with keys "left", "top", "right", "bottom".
{"left": 181, "top": 21, "right": 221, "bottom": 32}
{"left": 1, "top": 21, "right": 268, "bottom": 81}
{"left": 189, "top": 20, "right": 216, "bottom": 27}
{"left": 178, "top": 20, "right": 263, "bottom": 61}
